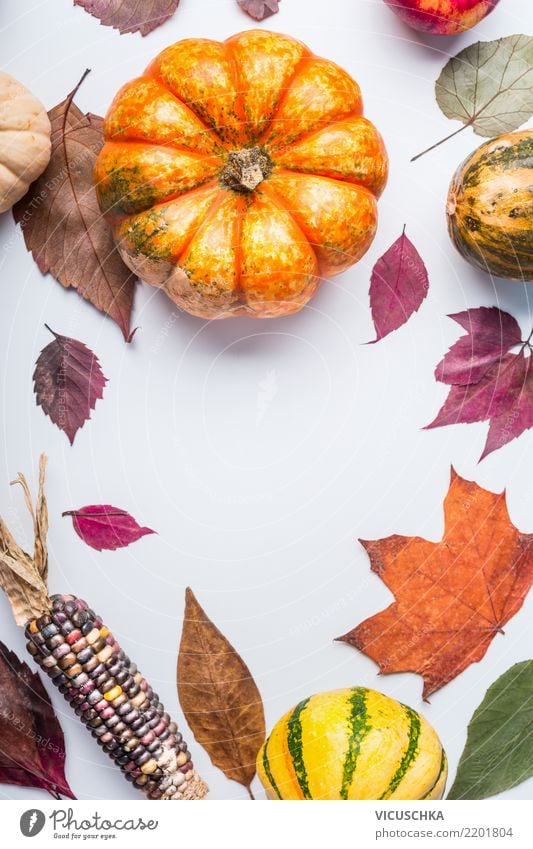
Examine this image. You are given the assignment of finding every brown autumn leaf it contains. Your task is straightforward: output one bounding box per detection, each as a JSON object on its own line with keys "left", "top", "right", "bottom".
{"left": 75, "top": 0, "right": 180, "bottom": 36}
{"left": 337, "top": 469, "right": 533, "bottom": 699}
{"left": 0, "top": 642, "right": 75, "bottom": 799}
{"left": 13, "top": 71, "right": 137, "bottom": 341}
{"left": 0, "top": 455, "right": 50, "bottom": 626}
{"left": 178, "top": 588, "right": 265, "bottom": 797}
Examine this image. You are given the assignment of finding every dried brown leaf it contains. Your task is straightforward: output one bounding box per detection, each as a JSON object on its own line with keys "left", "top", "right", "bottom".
{"left": 0, "top": 455, "right": 50, "bottom": 626}
{"left": 178, "top": 588, "right": 265, "bottom": 795}
{"left": 13, "top": 72, "right": 137, "bottom": 341}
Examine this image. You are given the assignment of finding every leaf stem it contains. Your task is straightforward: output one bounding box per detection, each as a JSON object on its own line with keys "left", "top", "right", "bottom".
{"left": 44, "top": 323, "right": 58, "bottom": 339}
{"left": 246, "top": 784, "right": 255, "bottom": 800}
{"left": 62, "top": 510, "right": 128, "bottom": 518}
{"left": 524, "top": 327, "right": 533, "bottom": 347}
{"left": 411, "top": 124, "right": 468, "bottom": 162}
{"left": 66, "top": 68, "right": 91, "bottom": 114}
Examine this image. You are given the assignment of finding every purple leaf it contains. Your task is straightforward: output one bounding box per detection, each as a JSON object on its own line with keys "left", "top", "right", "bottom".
{"left": 237, "top": 0, "right": 279, "bottom": 20}
{"left": 427, "top": 352, "right": 533, "bottom": 460}
{"left": 481, "top": 356, "right": 533, "bottom": 460}
{"left": 74, "top": 0, "right": 180, "bottom": 36}
{"left": 426, "top": 354, "right": 524, "bottom": 429}
{"left": 436, "top": 308, "right": 522, "bottom": 386}
{"left": 0, "top": 642, "right": 75, "bottom": 799}
{"left": 369, "top": 228, "right": 429, "bottom": 342}
{"left": 63, "top": 505, "right": 156, "bottom": 551}
{"left": 33, "top": 326, "right": 107, "bottom": 445}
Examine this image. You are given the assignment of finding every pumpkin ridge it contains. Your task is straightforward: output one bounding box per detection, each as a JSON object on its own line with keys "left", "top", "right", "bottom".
{"left": 421, "top": 749, "right": 447, "bottom": 800}
{"left": 168, "top": 182, "right": 224, "bottom": 265}
{"left": 286, "top": 696, "right": 312, "bottom": 799}
{"left": 270, "top": 112, "right": 385, "bottom": 195}
{"left": 96, "top": 142, "right": 222, "bottom": 217}
{"left": 147, "top": 69, "right": 219, "bottom": 140}
{"left": 101, "top": 134, "right": 225, "bottom": 160}
{"left": 231, "top": 193, "right": 246, "bottom": 300}
{"left": 261, "top": 735, "right": 283, "bottom": 800}
{"left": 255, "top": 52, "right": 313, "bottom": 147}
{"left": 380, "top": 705, "right": 421, "bottom": 799}
{"left": 340, "top": 687, "right": 370, "bottom": 799}
{"left": 103, "top": 74, "right": 225, "bottom": 156}
{"left": 223, "top": 40, "right": 250, "bottom": 146}
{"left": 268, "top": 109, "right": 363, "bottom": 155}
{"left": 258, "top": 182, "right": 322, "bottom": 272}
{"left": 175, "top": 187, "right": 228, "bottom": 265}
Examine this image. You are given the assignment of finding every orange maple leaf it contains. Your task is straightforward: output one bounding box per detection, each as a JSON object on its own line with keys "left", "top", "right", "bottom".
{"left": 337, "top": 469, "right": 533, "bottom": 699}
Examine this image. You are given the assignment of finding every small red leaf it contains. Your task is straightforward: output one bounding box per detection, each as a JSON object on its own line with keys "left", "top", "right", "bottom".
{"left": 237, "top": 0, "right": 279, "bottom": 20}
{"left": 75, "top": 0, "right": 180, "bottom": 36}
{"left": 0, "top": 642, "right": 75, "bottom": 799}
{"left": 63, "top": 505, "right": 156, "bottom": 551}
{"left": 368, "top": 228, "right": 429, "bottom": 342}
{"left": 33, "top": 326, "right": 107, "bottom": 445}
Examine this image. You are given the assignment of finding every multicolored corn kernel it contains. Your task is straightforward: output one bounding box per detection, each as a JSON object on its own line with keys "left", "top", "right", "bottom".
{"left": 24, "top": 594, "right": 207, "bottom": 800}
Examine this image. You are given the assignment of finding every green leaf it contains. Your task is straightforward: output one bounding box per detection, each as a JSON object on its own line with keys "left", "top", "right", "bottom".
{"left": 412, "top": 35, "right": 533, "bottom": 161}
{"left": 448, "top": 661, "right": 533, "bottom": 800}
{"left": 436, "top": 35, "right": 533, "bottom": 137}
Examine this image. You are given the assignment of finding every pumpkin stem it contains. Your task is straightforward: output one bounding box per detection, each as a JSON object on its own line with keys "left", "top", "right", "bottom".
{"left": 219, "top": 147, "right": 272, "bottom": 193}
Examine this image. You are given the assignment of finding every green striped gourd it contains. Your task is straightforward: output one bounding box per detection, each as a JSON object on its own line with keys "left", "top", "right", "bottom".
{"left": 446, "top": 130, "right": 533, "bottom": 282}
{"left": 257, "top": 687, "right": 447, "bottom": 800}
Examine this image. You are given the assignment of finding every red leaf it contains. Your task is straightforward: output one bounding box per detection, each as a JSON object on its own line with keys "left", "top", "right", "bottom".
{"left": 427, "top": 354, "right": 525, "bottom": 429}
{"left": 0, "top": 642, "right": 75, "bottom": 799}
{"left": 368, "top": 227, "right": 429, "bottom": 342}
{"left": 428, "top": 308, "right": 533, "bottom": 460}
{"left": 33, "top": 326, "right": 107, "bottom": 445}
{"left": 480, "top": 356, "right": 533, "bottom": 460}
{"left": 13, "top": 72, "right": 137, "bottom": 341}
{"left": 435, "top": 308, "right": 522, "bottom": 385}
{"left": 337, "top": 470, "right": 533, "bottom": 699}
{"left": 237, "top": 0, "right": 279, "bottom": 20}
{"left": 63, "top": 505, "right": 156, "bottom": 551}
{"left": 74, "top": 0, "right": 180, "bottom": 36}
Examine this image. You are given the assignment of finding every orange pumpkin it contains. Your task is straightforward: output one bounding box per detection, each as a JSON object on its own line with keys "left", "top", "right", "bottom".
{"left": 94, "top": 31, "right": 388, "bottom": 319}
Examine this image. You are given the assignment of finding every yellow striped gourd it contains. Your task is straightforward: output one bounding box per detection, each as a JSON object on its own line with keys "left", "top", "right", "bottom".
{"left": 257, "top": 687, "right": 447, "bottom": 800}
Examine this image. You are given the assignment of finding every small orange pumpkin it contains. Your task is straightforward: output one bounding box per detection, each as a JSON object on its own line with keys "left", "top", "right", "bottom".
{"left": 94, "top": 30, "right": 388, "bottom": 319}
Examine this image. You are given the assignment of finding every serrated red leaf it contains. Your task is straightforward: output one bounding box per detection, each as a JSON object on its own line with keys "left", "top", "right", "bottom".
{"left": 337, "top": 470, "right": 533, "bottom": 699}
{"left": 428, "top": 308, "right": 533, "bottom": 460}
{"left": 63, "top": 505, "right": 155, "bottom": 551}
{"left": 368, "top": 228, "right": 429, "bottom": 342}
{"left": 74, "top": 0, "right": 180, "bottom": 36}
{"left": 13, "top": 73, "right": 137, "bottom": 341}
{"left": 0, "top": 642, "right": 75, "bottom": 799}
{"left": 435, "top": 308, "right": 522, "bottom": 385}
{"left": 237, "top": 0, "right": 279, "bottom": 20}
{"left": 33, "top": 326, "right": 107, "bottom": 445}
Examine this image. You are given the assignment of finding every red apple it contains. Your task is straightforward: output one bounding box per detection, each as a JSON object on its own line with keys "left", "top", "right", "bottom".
{"left": 384, "top": 1, "right": 500, "bottom": 35}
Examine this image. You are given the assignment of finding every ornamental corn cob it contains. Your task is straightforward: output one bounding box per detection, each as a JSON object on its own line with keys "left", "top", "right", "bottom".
{"left": 0, "top": 456, "right": 207, "bottom": 800}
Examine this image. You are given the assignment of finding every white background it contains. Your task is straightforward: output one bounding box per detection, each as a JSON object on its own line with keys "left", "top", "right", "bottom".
{"left": 0, "top": 0, "right": 532, "bottom": 803}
